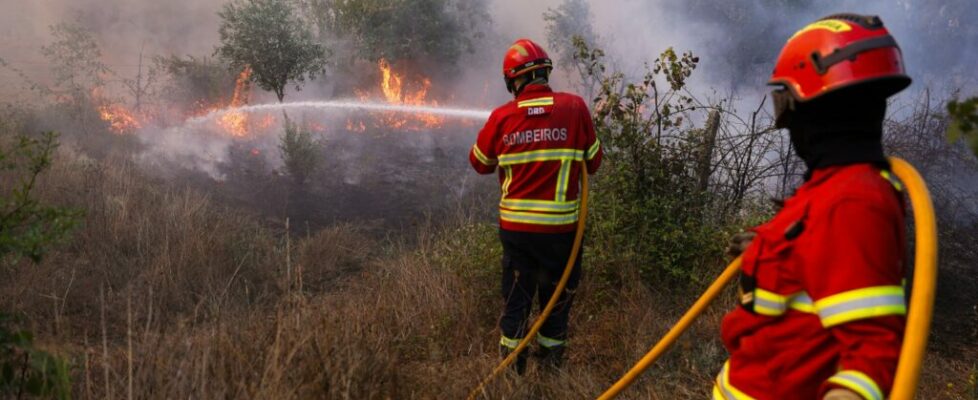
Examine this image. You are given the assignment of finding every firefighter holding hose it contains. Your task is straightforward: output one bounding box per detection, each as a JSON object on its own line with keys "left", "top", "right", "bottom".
{"left": 716, "top": 14, "right": 912, "bottom": 400}
{"left": 469, "top": 38, "right": 601, "bottom": 374}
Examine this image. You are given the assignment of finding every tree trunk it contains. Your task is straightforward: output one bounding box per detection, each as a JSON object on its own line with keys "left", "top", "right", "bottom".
{"left": 697, "top": 110, "right": 721, "bottom": 193}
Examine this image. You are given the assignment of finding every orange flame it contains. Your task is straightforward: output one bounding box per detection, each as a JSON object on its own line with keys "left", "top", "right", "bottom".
{"left": 308, "top": 122, "right": 328, "bottom": 133}
{"left": 98, "top": 103, "right": 141, "bottom": 134}
{"left": 379, "top": 59, "right": 403, "bottom": 104}
{"left": 217, "top": 67, "right": 253, "bottom": 137}
{"left": 346, "top": 118, "right": 367, "bottom": 133}
{"left": 371, "top": 59, "right": 445, "bottom": 130}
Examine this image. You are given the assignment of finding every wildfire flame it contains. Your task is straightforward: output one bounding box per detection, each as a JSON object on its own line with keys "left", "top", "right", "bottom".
{"left": 217, "top": 67, "right": 254, "bottom": 137}
{"left": 98, "top": 103, "right": 141, "bottom": 134}
{"left": 379, "top": 59, "right": 403, "bottom": 104}
{"left": 346, "top": 119, "right": 367, "bottom": 133}
{"left": 347, "top": 59, "right": 445, "bottom": 132}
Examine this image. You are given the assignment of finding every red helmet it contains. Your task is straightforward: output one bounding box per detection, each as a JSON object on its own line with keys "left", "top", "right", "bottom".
{"left": 503, "top": 38, "right": 553, "bottom": 80}
{"left": 770, "top": 14, "right": 911, "bottom": 102}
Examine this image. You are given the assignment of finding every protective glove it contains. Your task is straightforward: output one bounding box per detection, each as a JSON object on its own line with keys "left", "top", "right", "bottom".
{"left": 823, "top": 388, "right": 863, "bottom": 400}
{"left": 725, "top": 231, "right": 756, "bottom": 258}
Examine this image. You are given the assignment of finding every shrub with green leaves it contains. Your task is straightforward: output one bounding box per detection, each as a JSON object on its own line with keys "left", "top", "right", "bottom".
{"left": 0, "top": 315, "right": 71, "bottom": 400}
{"left": 217, "top": 0, "right": 329, "bottom": 102}
{"left": 570, "top": 37, "right": 730, "bottom": 287}
{"left": 1, "top": 132, "right": 82, "bottom": 262}
{"left": 947, "top": 96, "right": 978, "bottom": 156}
{"left": 279, "top": 116, "right": 322, "bottom": 185}
{"left": 0, "top": 130, "right": 78, "bottom": 399}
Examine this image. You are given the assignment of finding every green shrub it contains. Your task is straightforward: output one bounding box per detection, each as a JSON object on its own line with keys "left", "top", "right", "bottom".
{"left": 570, "top": 38, "right": 741, "bottom": 287}
{"left": 1, "top": 131, "right": 82, "bottom": 262}
{"left": 0, "top": 314, "right": 70, "bottom": 400}
{"left": 0, "top": 130, "right": 78, "bottom": 399}
{"left": 279, "top": 116, "right": 322, "bottom": 185}
{"left": 947, "top": 96, "right": 978, "bottom": 156}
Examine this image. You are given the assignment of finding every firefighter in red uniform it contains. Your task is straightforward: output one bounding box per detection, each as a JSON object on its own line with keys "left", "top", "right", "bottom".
{"left": 715, "top": 15, "right": 912, "bottom": 400}
{"left": 469, "top": 38, "right": 602, "bottom": 374}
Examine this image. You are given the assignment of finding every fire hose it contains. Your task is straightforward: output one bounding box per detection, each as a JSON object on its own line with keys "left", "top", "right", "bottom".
{"left": 597, "top": 157, "right": 937, "bottom": 400}
{"left": 467, "top": 160, "right": 590, "bottom": 400}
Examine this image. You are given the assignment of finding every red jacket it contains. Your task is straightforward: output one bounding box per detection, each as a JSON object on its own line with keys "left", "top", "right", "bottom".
{"left": 715, "top": 164, "right": 907, "bottom": 400}
{"left": 469, "top": 85, "right": 602, "bottom": 233}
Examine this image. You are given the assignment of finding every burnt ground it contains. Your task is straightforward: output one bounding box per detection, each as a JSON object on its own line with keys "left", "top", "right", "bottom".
{"left": 172, "top": 121, "right": 499, "bottom": 237}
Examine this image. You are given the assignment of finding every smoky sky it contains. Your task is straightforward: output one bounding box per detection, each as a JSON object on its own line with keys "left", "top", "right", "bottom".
{"left": 2, "top": 0, "right": 976, "bottom": 101}
{"left": 589, "top": 0, "right": 978, "bottom": 97}
{"left": 0, "top": 0, "right": 225, "bottom": 95}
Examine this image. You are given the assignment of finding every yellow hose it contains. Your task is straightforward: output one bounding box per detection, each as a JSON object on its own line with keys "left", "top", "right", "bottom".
{"left": 596, "top": 258, "right": 742, "bottom": 400}
{"left": 889, "top": 156, "right": 938, "bottom": 400}
{"left": 466, "top": 161, "right": 590, "bottom": 400}
{"left": 596, "top": 157, "right": 937, "bottom": 399}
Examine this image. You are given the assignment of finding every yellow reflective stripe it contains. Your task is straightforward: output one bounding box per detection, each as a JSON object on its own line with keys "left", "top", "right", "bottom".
{"left": 555, "top": 159, "right": 572, "bottom": 202}
{"left": 789, "top": 292, "right": 815, "bottom": 313}
{"left": 587, "top": 138, "right": 601, "bottom": 160}
{"left": 715, "top": 361, "right": 757, "bottom": 400}
{"left": 880, "top": 170, "right": 904, "bottom": 191}
{"left": 753, "top": 290, "right": 816, "bottom": 316}
{"left": 472, "top": 144, "right": 496, "bottom": 166}
{"left": 712, "top": 385, "right": 727, "bottom": 400}
{"left": 517, "top": 97, "right": 554, "bottom": 108}
{"left": 500, "top": 199, "right": 578, "bottom": 212}
{"left": 536, "top": 333, "right": 565, "bottom": 348}
{"left": 499, "top": 335, "right": 521, "bottom": 349}
{"left": 497, "top": 148, "right": 584, "bottom": 166}
{"left": 501, "top": 166, "right": 513, "bottom": 198}
{"left": 826, "top": 370, "right": 883, "bottom": 400}
{"left": 500, "top": 209, "right": 579, "bottom": 225}
{"left": 815, "top": 286, "right": 906, "bottom": 327}
{"left": 753, "top": 289, "right": 789, "bottom": 316}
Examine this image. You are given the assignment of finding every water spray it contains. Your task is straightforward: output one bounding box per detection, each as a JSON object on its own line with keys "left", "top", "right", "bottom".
{"left": 185, "top": 100, "right": 492, "bottom": 127}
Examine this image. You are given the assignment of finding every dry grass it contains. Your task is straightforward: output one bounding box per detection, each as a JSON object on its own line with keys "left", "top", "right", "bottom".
{"left": 0, "top": 149, "right": 975, "bottom": 399}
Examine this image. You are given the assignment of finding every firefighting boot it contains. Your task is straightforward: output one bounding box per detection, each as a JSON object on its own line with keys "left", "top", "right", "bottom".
{"left": 535, "top": 344, "right": 566, "bottom": 372}
{"left": 499, "top": 344, "right": 528, "bottom": 375}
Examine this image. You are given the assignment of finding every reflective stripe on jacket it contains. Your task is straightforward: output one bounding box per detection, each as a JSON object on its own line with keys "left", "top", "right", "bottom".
{"left": 469, "top": 84, "right": 602, "bottom": 233}
{"left": 717, "top": 164, "right": 906, "bottom": 400}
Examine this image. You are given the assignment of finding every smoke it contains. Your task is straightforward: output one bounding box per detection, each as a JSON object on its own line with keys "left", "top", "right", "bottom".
{"left": 0, "top": 0, "right": 224, "bottom": 80}
{"left": 4, "top": 0, "right": 976, "bottom": 97}
{"left": 582, "top": 0, "right": 978, "bottom": 98}
{"left": 2, "top": 0, "right": 976, "bottom": 187}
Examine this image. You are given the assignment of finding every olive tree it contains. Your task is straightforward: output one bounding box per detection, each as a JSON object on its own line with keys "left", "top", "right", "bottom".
{"left": 217, "top": 0, "right": 329, "bottom": 102}
{"left": 544, "top": 0, "right": 601, "bottom": 99}
{"left": 310, "top": 0, "right": 489, "bottom": 68}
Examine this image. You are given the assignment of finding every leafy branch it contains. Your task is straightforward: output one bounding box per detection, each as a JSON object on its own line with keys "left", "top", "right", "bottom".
{"left": 947, "top": 96, "right": 978, "bottom": 156}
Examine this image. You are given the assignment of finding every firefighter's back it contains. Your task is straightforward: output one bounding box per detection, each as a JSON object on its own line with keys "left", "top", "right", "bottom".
{"left": 485, "top": 85, "right": 600, "bottom": 233}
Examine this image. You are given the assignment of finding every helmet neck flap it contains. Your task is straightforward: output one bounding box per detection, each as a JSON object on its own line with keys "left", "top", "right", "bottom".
{"left": 784, "top": 87, "right": 889, "bottom": 180}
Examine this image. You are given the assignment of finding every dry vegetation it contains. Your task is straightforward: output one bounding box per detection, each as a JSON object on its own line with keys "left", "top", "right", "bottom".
{"left": 1, "top": 5, "right": 975, "bottom": 397}
{"left": 0, "top": 144, "right": 974, "bottom": 399}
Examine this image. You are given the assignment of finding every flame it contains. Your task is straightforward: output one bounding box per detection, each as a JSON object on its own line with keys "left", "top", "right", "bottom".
{"left": 90, "top": 87, "right": 143, "bottom": 134}
{"left": 368, "top": 59, "right": 445, "bottom": 130}
{"left": 346, "top": 118, "right": 366, "bottom": 133}
{"left": 217, "top": 67, "right": 253, "bottom": 137}
{"left": 257, "top": 114, "right": 276, "bottom": 130}
{"left": 98, "top": 103, "right": 141, "bottom": 134}
{"left": 308, "top": 122, "right": 328, "bottom": 133}
{"left": 379, "top": 59, "right": 403, "bottom": 104}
